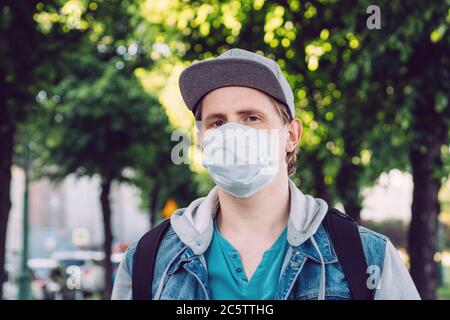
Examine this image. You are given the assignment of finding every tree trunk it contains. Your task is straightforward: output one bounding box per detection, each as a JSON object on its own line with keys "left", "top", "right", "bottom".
{"left": 149, "top": 188, "right": 160, "bottom": 229}
{"left": 309, "top": 153, "right": 332, "bottom": 205}
{"left": 100, "top": 178, "right": 113, "bottom": 300}
{"left": 408, "top": 117, "right": 447, "bottom": 300}
{"left": 336, "top": 158, "right": 363, "bottom": 222}
{"left": 0, "top": 124, "right": 15, "bottom": 299}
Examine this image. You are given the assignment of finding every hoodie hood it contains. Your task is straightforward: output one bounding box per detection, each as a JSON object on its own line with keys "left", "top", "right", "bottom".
{"left": 170, "top": 179, "right": 329, "bottom": 255}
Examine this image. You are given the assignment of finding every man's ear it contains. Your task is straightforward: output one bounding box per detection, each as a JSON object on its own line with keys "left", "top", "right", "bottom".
{"left": 286, "top": 118, "right": 302, "bottom": 152}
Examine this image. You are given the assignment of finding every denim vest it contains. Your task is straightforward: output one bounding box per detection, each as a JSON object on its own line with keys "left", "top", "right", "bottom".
{"left": 123, "top": 220, "right": 388, "bottom": 300}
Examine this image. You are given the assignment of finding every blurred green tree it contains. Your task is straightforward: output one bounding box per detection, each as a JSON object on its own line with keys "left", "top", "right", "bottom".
{"left": 357, "top": 1, "right": 449, "bottom": 299}
{"left": 0, "top": 0, "right": 87, "bottom": 298}
{"left": 41, "top": 57, "right": 171, "bottom": 298}
{"left": 131, "top": 130, "right": 198, "bottom": 227}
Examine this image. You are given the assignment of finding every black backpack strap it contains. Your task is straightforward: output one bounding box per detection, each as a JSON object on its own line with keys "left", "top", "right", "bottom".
{"left": 325, "top": 208, "right": 373, "bottom": 300}
{"left": 132, "top": 219, "right": 171, "bottom": 300}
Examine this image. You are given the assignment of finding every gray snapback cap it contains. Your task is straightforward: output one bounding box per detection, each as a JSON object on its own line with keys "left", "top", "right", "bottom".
{"left": 179, "top": 48, "right": 295, "bottom": 118}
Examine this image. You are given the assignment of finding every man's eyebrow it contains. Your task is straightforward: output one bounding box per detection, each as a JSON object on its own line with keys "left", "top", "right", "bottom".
{"left": 203, "top": 107, "right": 267, "bottom": 120}
{"left": 204, "top": 112, "right": 226, "bottom": 121}
{"left": 236, "top": 108, "right": 266, "bottom": 115}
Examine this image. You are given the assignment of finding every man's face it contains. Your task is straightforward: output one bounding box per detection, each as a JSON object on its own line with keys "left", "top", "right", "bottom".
{"left": 198, "top": 86, "right": 302, "bottom": 171}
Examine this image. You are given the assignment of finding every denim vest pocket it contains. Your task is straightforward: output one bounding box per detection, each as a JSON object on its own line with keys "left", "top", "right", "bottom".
{"left": 159, "top": 271, "right": 205, "bottom": 300}
{"left": 290, "top": 259, "right": 352, "bottom": 300}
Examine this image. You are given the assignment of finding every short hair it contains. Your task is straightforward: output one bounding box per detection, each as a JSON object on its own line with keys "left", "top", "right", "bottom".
{"left": 194, "top": 94, "right": 298, "bottom": 176}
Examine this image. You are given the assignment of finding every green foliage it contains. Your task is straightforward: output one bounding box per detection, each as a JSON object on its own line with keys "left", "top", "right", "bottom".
{"left": 131, "top": 128, "right": 199, "bottom": 221}
{"left": 41, "top": 58, "right": 165, "bottom": 183}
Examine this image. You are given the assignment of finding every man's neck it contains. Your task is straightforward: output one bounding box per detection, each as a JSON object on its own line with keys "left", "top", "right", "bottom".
{"left": 216, "top": 172, "right": 290, "bottom": 240}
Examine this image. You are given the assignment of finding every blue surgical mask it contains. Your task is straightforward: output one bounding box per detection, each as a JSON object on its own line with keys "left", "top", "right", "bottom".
{"left": 202, "top": 122, "right": 281, "bottom": 198}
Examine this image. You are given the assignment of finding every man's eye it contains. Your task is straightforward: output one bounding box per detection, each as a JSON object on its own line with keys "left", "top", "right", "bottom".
{"left": 246, "top": 115, "right": 261, "bottom": 122}
{"left": 212, "top": 120, "right": 225, "bottom": 127}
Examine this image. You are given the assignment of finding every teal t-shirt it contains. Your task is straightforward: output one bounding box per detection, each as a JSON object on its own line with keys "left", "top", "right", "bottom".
{"left": 204, "top": 219, "right": 289, "bottom": 300}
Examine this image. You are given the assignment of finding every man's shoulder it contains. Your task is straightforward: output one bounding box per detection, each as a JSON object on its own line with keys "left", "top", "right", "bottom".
{"left": 358, "top": 225, "right": 389, "bottom": 243}
{"left": 123, "top": 218, "right": 183, "bottom": 271}
{"left": 357, "top": 225, "right": 389, "bottom": 269}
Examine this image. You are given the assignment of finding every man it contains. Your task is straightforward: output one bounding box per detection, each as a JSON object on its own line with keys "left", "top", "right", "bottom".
{"left": 112, "top": 48, "right": 420, "bottom": 300}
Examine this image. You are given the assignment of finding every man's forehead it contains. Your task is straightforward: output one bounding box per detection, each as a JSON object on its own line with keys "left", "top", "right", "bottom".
{"left": 203, "top": 85, "right": 269, "bottom": 103}
{"left": 202, "top": 89, "right": 274, "bottom": 115}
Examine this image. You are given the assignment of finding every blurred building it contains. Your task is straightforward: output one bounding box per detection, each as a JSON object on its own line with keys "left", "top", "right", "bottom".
{"left": 361, "top": 169, "right": 414, "bottom": 223}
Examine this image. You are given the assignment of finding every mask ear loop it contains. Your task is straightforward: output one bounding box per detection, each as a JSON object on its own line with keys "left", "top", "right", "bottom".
{"left": 265, "top": 125, "right": 288, "bottom": 174}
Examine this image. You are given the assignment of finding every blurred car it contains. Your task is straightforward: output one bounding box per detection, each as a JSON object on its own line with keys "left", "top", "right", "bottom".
{"left": 28, "top": 258, "right": 59, "bottom": 299}
{"left": 80, "top": 259, "right": 104, "bottom": 297}
{"left": 50, "top": 250, "right": 122, "bottom": 298}
{"left": 82, "top": 252, "right": 124, "bottom": 296}
{"left": 51, "top": 250, "right": 104, "bottom": 269}
{"left": 28, "top": 258, "right": 58, "bottom": 280}
{"left": 51, "top": 250, "right": 104, "bottom": 298}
